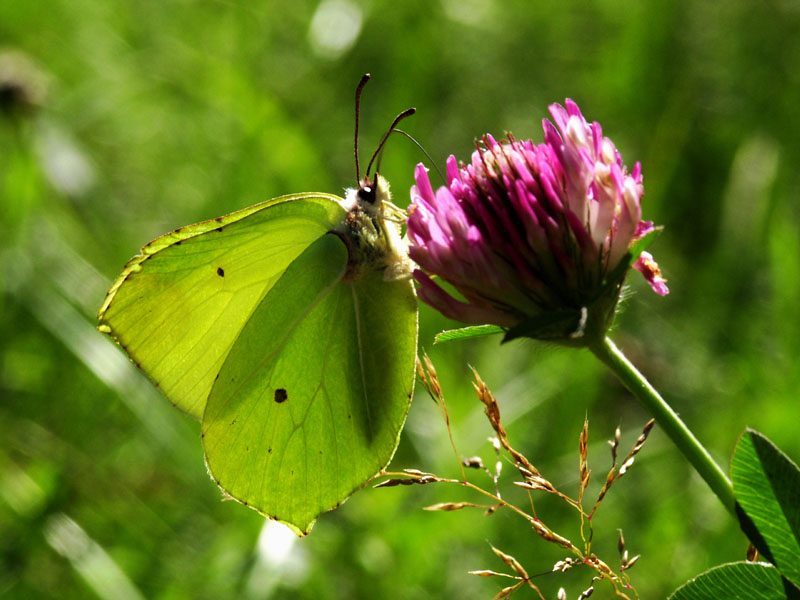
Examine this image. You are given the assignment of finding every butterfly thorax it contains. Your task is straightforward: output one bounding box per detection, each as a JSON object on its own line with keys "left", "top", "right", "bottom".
{"left": 334, "top": 174, "right": 413, "bottom": 282}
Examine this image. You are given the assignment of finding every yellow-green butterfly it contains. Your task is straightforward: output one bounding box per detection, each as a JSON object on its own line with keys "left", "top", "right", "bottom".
{"left": 97, "top": 75, "right": 418, "bottom": 535}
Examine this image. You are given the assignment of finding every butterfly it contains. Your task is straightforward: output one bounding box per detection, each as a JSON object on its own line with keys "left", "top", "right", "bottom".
{"left": 97, "top": 75, "right": 419, "bottom": 535}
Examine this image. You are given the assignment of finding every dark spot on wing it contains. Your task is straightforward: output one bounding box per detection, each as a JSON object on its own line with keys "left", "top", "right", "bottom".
{"left": 274, "top": 388, "right": 288, "bottom": 403}
{"left": 217, "top": 267, "right": 225, "bottom": 277}
{"left": 174, "top": 240, "right": 182, "bottom": 246}
{"left": 215, "top": 227, "right": 224, "bottom": 233}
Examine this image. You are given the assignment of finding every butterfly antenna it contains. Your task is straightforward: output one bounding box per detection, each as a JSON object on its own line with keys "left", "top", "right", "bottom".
{"left": 354, "top": 73, "right": 371, "bottom": 182}
{"left": 365, "top": 107, "right": 416, "bottom": 178}
{"left": 388, "top": 127, "right": 446, "bottom": 185}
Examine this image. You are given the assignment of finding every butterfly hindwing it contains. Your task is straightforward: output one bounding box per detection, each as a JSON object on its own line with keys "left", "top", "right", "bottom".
{"left": 202, "top": 232, "right": 417, "bottom": 534}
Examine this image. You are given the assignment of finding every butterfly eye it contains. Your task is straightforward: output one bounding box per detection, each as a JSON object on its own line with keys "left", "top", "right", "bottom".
{"left": 357, "top": 185, "right": 377, "bottom": 205}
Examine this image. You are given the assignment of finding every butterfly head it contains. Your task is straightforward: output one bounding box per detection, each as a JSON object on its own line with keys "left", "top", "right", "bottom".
{"left": 336, "top": 173, "right": 412, "bottom": 282}
{"left": 355, "top": 172, "right": 392, "bottom": 216}
{"left": 335, "top": 75, "right": 414, "bottom": 281}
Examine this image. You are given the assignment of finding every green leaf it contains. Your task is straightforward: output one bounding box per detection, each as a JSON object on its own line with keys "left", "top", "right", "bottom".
{"left": 731, "top": 429, "right": 800, "bottom": 587}
{"left": 433, "top": 324, "right": 505, "bottom": 344}
{"left": 626, "top": 225, "right": 662, "bottom": 267}
{"left": 601, "top": 226, "right": 663, "bottom": 290}
{"left": 669, "top": 561, "right": 796, "bottom": 600}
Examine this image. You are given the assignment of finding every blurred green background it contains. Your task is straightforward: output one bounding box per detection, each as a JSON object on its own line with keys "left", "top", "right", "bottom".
{"left": 2, "top": 1, "right": 800, "bottom": 598}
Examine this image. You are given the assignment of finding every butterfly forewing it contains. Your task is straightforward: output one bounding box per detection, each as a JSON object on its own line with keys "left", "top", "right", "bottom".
{"left": 98, "top": 194, "right": 346, "bottom": 419}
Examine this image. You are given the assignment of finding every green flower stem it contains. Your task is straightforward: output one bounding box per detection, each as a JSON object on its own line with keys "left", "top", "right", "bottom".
{"left": 588, "top": 336, "right": 736, "bottom": 517}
